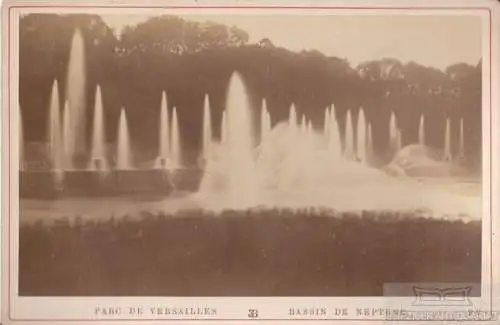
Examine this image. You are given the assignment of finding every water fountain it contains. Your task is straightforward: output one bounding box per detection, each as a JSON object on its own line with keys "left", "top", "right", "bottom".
{"left": 224, "top": 72, "right": 260, "bottom": 208}
{"left": 116, "top": 108, "right": 132, "bottom": 170}
{"left": 367, "top": 123, "right": 373, "bottom": 158}
{"left": 171, "top": 106, "right": 182, "bottom": 168}
{"left": 89, "top": 85, "right": 108, "bottom": 171}
{"left": 261, "top": 99, "right": 271, "bottom": 140}
{"left": 327, "top": 105, "right": 341, "bottom": 156}
{"left": 356, "top": 109, "right": 367, "bottom": 162}
{"left": 155, "top": 91, "right": 170, "bottom": 169}
{"left": 324, "top": 106, "right": 331, "bottom": 139}
{"left": 418, "top": 114, "right": 425, "bottom": 145}
{"left": 201, "top": 94, "right": 212, "bottom": 163}
{"left": 48, "top": 79, "right": 63, "bottom": 171}
{"left": 265, "top": 110, "right": 271, "bottom": 136}
{"left": 306, "top": 120, "right": 314, "bottom": 146}
{"left": 344, "top": 110, "right": 354, "bottom": 158}
{"left": 300, "top": 115, "right": 307, "bottom": 135}
{"left": 62, "top": 101, "right": 72, "bottom": 170}
{"left": 444, "top": 117, "right": 452, "bottom": 161}
{"left": 288, "top": 104, "right": 298, "bottom": 134}
{"left": 65, "top": 28, "right": 87, "bottom": 161}
{"left": 458, "top": 117, "right": 465, "bottom": 158}
{"left": 390, "top": 111, "right": 402, "bottom": 152}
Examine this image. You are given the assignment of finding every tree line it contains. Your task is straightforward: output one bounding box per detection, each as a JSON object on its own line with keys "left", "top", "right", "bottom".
{"left": 19, "top": 14, "right": 481, "bottom": 167}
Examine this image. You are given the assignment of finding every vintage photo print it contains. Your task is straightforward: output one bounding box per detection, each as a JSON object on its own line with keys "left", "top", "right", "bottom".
{"left": 2, "top": 0, "right": 499, "bottom": 323}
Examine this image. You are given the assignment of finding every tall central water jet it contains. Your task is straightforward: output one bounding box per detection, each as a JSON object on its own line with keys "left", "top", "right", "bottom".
{"left": 116, "top": 108, "right": 132, "bottom": 170}
{"left": 48, "top": 79, "right": 63, "bottom": 171}
{"left": 202, "top": 94, "right": 212, "bottom": 162}
{"left": 65, "top": 28, "right": 87, "bottom": 160}
{"left": 225, "top": 72, "right": 259, "bottom": 208}
{"left": 171, "top": 107, "right": 182, "bottom": 168}
{"left": 89, "top": 85, "right": 108, "bottom": 171}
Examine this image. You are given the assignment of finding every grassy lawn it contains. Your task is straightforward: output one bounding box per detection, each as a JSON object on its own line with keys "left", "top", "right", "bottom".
{"left": 19, "top": 208, "right": 481, "bottom": 296}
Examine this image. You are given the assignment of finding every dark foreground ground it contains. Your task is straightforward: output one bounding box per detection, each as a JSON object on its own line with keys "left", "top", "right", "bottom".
{"left": 19, "top": 209, "right": 481, "bottom": 296}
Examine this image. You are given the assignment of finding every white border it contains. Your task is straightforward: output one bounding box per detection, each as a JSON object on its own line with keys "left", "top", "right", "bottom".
{"left": 2, "top": 0, "right": 499, "bottom": 323}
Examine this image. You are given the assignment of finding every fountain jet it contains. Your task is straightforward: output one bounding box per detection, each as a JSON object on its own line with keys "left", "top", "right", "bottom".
{"left": 458, "top": 117, "right": 465, "bottom": 158}
{"left": 89, "top": 85, "right": 108, "bottom": 171}
{"left": 48, "top": 79, "right": 63, "bottom": 171}
{"left": 202, "top": 94, "right": 212, "bottom": 162}
{"left": 225, "top": 72, "right": 259, "bottom": 208}
{"left": 306, "top": 120, "right": 313, "bottom": 145}
{"left": 221, "top": 111, "right": 227, "bottom": 145}
{"left": 288, "top": 103, "right": 298, "bottom": 134}
{"left": 62, "top": 101, "right": 72, "bottom": 170}
{"left": 356, "top": 108, "right": 367, "bottom": 162}
{"left": 171, "top": 106, "right": 182, "bottom": 168}
{"left": 444, "top": 117, "right": 452, "bottom": 161}
{"left": 155, "top": 91, "right": 170, "bottom": 169}
{"left": 300, "top": 115, "right": 307, "bottom": 135}
{"left": 419, "top": 114, "right": 425, "bottom": 145}
{"left": 328, "top": 105, "right": 341, "bottom": 156}
{"left": 65, "top": 28, "right": 87, "bottom": 159}
{"left": 367, "top": 122, "right": 373, "bottom": 158}
{"left": 261, "top": 99, "right": 271, "bottom": 140}
{"left": 344, "top": 110, "right": 354, "bottom": 158}
{"left": 390, "top": 111, "right": 401, "bottom": 152}
{"left": 324, "top": 106, "right": 330, "bottom": 137}
{"left": 116, "top": 108, "right": 132, "bottom": 170}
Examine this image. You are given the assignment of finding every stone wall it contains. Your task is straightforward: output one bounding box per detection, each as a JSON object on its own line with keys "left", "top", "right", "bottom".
{"left": 19, "top": 169, "right": 204, "bottom": 199}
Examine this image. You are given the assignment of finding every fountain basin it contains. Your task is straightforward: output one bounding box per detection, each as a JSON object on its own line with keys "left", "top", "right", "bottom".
{"left": 19, "top": 169, "right": 203, "bottom": 199}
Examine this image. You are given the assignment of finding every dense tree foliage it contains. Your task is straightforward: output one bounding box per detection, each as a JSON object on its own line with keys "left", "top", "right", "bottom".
{"left": 19, "top": 14, "right": 481, "bottom": 167}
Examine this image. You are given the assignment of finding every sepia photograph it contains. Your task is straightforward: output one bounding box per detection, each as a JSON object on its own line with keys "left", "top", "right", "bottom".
{"left": 14, "top": 8, "right": 485, "bottom": 301}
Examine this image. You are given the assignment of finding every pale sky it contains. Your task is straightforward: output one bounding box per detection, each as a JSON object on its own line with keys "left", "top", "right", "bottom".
{"left": 102, "top": 14, "right": 482, "bottom": 70}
